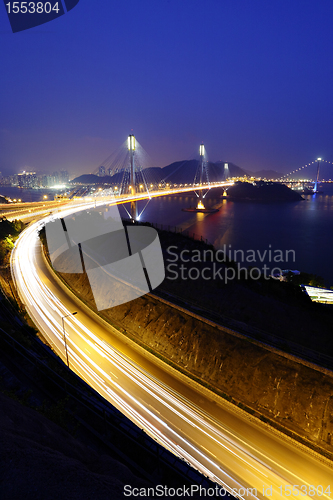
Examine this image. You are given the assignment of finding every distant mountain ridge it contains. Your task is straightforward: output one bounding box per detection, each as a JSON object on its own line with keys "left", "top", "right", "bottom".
{"left": 71, "top": 160, "right": 248, "bottom": 185}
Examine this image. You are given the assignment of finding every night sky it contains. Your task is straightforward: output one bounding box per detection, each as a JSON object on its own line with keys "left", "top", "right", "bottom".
{"left": 1, "top": 0, "right": 333, "bottom": 178}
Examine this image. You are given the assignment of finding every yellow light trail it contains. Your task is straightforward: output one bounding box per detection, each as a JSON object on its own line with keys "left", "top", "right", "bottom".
{"left": 10, "top": 189, "right": 333, "bottom": 499}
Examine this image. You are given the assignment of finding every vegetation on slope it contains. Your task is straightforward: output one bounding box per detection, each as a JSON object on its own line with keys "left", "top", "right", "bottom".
{"left": 0, "top": 217, "right": 25, "bottom": 264}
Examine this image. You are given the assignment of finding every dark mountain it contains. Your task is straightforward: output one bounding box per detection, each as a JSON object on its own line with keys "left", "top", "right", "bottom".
{"left": 160, "top": 160, "right": 200, "bottom": 184}
{"left": 70, "top": 174, "right": 105, "bottom": 184}
{"left": 214, "top": 161, "right": 247, "bottom": 178}
{"left": 71, "top": 160, "right": 247, "bottom": 186}
{"left": 161, "top": 159, "right": 247, "bottom": 183}
{"left": 71, "top": 170, "right": 164, "bottom": 186}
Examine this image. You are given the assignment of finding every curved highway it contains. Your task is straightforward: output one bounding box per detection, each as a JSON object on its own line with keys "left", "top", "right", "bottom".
{"left": 10, "top": 201, "right": 333, "bottom": 500}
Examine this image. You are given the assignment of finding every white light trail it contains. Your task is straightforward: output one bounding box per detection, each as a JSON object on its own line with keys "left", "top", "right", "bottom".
{"left": 10, "top": 193, "right": 333, "bottom": 500}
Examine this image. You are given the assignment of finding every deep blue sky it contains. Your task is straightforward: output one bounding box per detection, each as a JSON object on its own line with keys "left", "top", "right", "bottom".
{"left": 1, "top": 0, "right": 333, "bottom": 178}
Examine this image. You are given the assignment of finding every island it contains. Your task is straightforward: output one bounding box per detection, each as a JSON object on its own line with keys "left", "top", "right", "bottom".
{"left": 227, "top": 181, "right": 303, "bottom": 201}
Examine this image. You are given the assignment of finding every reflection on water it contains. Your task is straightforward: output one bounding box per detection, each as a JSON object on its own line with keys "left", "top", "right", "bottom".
{"left": 2, "top": 185, "right": 333, "bottom": 285}
{"left": 0, "top": 187, "right": 56, "bottom": 203}
{"left": 120, "top": 186, "right": 333, "bottom": 286}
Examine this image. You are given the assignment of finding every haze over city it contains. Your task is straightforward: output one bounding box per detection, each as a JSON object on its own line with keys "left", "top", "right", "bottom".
{"left": 1, "top": 0, "right": 333, "bottom": 178}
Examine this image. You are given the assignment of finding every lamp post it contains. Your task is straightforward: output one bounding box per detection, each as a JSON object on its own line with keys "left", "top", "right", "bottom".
{"left": 62, "top": 312, "right": 77, "bottom": 368}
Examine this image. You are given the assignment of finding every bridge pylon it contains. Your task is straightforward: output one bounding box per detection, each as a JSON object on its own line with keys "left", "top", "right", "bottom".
{"left": 197, "top": 144, "right": 206, "bottom": 209}
{"left": 182, "top": 143, "right": 219, "bottom": 214}
{"left": 128, "top": 134, "right": 137, "bottom": 220}
{"left": 314, "top": 157, "right": 321, "bottom": 193}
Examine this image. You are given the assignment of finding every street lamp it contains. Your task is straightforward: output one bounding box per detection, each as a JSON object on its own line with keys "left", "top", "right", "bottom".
{"left": 62, "top": 312, "right": 77, "bottom": 368}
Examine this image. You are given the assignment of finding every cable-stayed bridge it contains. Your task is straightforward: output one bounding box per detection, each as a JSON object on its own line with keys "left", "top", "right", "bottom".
{"left": 279, "top": 158, "right": 333, "bottom": 193}
{"left": 84, "top": 135, "right": 233, "bottom": 220}
{"left": 68, "top": 135, "right": 333, "bottom": 219}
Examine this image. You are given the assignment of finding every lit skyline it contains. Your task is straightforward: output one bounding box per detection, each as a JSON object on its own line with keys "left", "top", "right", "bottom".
{"left": 1, "top": 0, "right": 332, "bottom": 177}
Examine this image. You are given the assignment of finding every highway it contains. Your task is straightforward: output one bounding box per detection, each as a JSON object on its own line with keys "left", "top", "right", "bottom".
{"left": 3, "top": 182, "right": 233, "bottom": 222}
{"left": 0, "top": 199, "right": 71, "bottom": 220}
{"left": 10, "top": 198, "right": 333, "bottom": 499}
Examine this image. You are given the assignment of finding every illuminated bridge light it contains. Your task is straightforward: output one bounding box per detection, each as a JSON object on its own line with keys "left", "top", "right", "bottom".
{"left": 127, "top": 134, "right": 136, "bottom": 151}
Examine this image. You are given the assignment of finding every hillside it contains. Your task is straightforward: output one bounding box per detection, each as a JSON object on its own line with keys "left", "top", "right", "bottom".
{"left": 0, "top": 392, "right": 148, "bottom": 500}
{"left": 71, "top": 160, "right": 247, "bottom": 186}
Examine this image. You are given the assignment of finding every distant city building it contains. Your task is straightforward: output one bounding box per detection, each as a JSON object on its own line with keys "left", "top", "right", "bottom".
{"left": 47, "top": 175, "right": 54, "bottom": 187}
{"left": 41, "top": 171, "right": 69, "bottom": 187}
{"left": 0, "top": 174, "right": 9, "bottom": 186}
{"left": 41, "top": 175, "right": 48, "bottom": 187}
{"left": 60, "top": 170, "right": 69, "bottom": 184}
{"left": 17, "top": 171, "right": 38, "bottom": 188}
{"left": 99, "top": 166, "right": 106, "bottom": 177}
{"left": 52, "top": 171, "right": 59, "bottom": 185}
{"left": 107, "top": 167, "right": 113, "bottom": 176}
{"left": 7, "top": 170, "right": 71, "bottom": 189}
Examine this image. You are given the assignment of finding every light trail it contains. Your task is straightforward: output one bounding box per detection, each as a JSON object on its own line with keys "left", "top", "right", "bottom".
{"left": 10, "top": 192, "right": 333, "bottom": 499}
{"left": 4, "top": 182, "right": 233, "bottom": 221}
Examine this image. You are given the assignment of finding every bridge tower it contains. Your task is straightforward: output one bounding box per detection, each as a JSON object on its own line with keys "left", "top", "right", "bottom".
{"left": 128, "top": 134, "right": 137, "bottom": 220}
{"left": 197, "top": 143, "right": 205, "bottom": 209}
{"left": 182, "top": 143, "right": 219, "bottom": 213}
{"left": 314, "top": 157, "right": 321, "bottom": 193}
{"left": 223, "top": 162, "right": 230, "bottom": 180}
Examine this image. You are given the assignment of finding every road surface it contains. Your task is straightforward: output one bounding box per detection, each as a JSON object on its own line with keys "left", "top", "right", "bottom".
{"left": 11, "top": 203, "right": 333, "bottom": 500}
